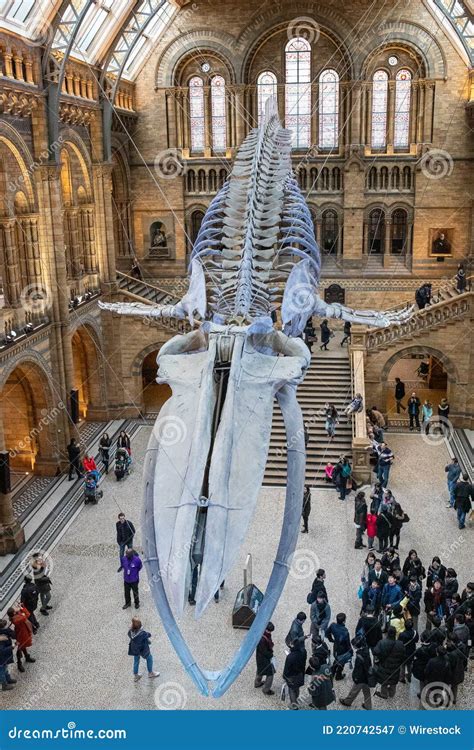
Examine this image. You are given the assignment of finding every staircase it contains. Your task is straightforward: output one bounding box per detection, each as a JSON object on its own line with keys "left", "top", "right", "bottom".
{"left": 115, "top": 272, "right": 192, "bottom": 334}
{"left": 116, "top": 271, "right": 176, "bottom": 305}
{"left": 264, "top": 334, "right": 353, "bottom": 488}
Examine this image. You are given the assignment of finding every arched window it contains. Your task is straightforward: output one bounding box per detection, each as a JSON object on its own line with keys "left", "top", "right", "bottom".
{"left": 332, "top": 167, "right": 341, "bottom": 191}
{"left": 368, "top": 166, "right": 377, "bottom": 190}
{"left": 211, "top": 76, "right": 226, "bottom": 152}
{"left": 394, "top": 69, "right": 412, "bottom": 149}
{"left": 391, "top": 166, "right": 400, "bottom": 190}
{"left": 189, "top": 77, "right": 205, "bottom": 153}
{"left": 319, "top": 69, "right": 339, "bottom": 149}
{"left": 391, "top": 209, "right": 408, "bottom": 254}
{"left": 367, "top": 208, "right": 385, "bottom": 254}
{"left": 257, "top": 71, "right": 277, "bottom": 124}
{"left": 402, "top": 165, "right": 412, "bottom": 190}
{"left": 371, "top": 70, "right": 388, "bottom": 148}
{"left": 321, "top": 209, "right": 339, "bottom": 254}
{"left": 380, "top": 166, "right": 389, "bottom": 190}
{"left": 285, "top": 38, "right": 311, "bottom": 149}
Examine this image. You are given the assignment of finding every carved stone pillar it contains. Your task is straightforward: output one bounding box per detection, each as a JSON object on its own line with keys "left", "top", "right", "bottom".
{"left": 423, "top": 82, "right": 435, "bottom": 143}
{"left": 383, "top": 219, "right": 391, "bottom": 266}
{"left": 387, "top": 81, "right": 395, "bottom": 151}
{"left": 80, "top": 208, "right": 97, "bottom": 273}
{"left": 0, "top": 417, "right": 25, "bottom": 554}
{"left": 13, "top": 54, "right": 24, "bottom": 81}
{"left": 166, "top": 90, "right": 177, "bottom": 148}
{"left": 204, "top": 87, "right": 211, "bottom": 157}
{"left": 23, "top": 218, "right": 42, "bottom": 285}
{"left": 350, "top": 82, "right": 362, "bottom": 145}
{"left": 2, "top": 220, "right": 21, "bottom": 305}
{"left": 67, "top": 210, "right": 82, "bottom": 277}
{"left": 3, "top": 48, "right": 14, "bottom": 78}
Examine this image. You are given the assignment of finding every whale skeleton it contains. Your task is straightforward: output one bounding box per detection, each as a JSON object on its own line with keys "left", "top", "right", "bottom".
{"left": 99, "top": 100, "right": 412, "bottom": 697}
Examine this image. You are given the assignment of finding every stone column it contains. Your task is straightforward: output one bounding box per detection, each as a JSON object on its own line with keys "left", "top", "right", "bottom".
{"left": 350, "top": 82, "right": 362, "bottom": 145}
{"left": 67, "top": 209, "right": 82, "bottom": 277}
{"left": 24, "top": 217, "right": 42, "bottom": 286}
{"left": 423, "top": 82, "right": 435, "bottom": 143}
{"left": 92, "top": 163, "right": 116, "bottom": 287}
{"left": 204, "top": 87, "right": 211, "bottom": 157}
{"left": 383, "top": 218, "right": 391, "bottom": 267}
{"left": 2, "top": 220, "right": 21, "bottom": 305}
{"left": 350, "top": 331, "right": 372, "bottom": 485}
{"left": 0, "top": 417, "right": 25, "bottom": 553}
{"left": 166, "top": 90, "right": 177, "bottom": 148}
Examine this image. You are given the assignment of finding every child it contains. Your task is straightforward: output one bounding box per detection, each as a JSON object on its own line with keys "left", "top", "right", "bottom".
{"left": 366, "top": 511, "right": 378, "bottom": 550}
{"left": 127, "top": 618, "right": 159, "bottom": 681}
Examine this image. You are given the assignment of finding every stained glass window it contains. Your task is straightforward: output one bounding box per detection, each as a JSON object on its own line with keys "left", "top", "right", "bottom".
{"left": 285, "top": 38, "right": 311, "bottom": 149}
{"left": 319, "top": 69, "right": 339, "bottom": 150}
{"left": 189, "top": 77, "right": 205, "bottom": 153}
{"left": 257, "top": 71, "right": 277, "bottom": 124}
{"left": 211, "top": 76, "right": 227, "bottom": 153}
{"left": 371, "top": 70, "right": 388, "bottom": 148}
{"left": 394, "top": 69, "right": 412, "bottom": 149}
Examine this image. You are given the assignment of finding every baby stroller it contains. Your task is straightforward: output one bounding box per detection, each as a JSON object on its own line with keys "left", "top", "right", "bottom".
{"left": 84, "top": 472, "right": 103, "bottom": 504}
{"left": 115, "top": 447, "right": 131, "bottom": 481}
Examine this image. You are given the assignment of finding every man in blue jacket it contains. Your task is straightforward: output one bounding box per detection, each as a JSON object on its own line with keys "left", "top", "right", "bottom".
{"left": 381, "top": 575, "right": 403, "bottom": 611}
{"left": 327, "top": 613, "right": 353, "bottom": 680}
{"left": 122, "top": 549, "right": 142, "bottom": 610}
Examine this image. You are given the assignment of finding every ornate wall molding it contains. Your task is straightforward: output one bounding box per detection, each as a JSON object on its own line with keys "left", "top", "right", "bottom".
{"left": 156, "top": 30, "right": 239, "bottom": 87}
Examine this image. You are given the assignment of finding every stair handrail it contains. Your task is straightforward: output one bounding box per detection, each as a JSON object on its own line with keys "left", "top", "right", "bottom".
{"left": 366, "top": 273, "right": 473, "bottom": 319}
{"left": 116, "top": 271, "right": 180, "bottom": 303}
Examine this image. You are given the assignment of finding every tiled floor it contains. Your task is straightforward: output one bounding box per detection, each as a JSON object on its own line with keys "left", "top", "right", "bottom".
{"left": 2, "top": 429, "right": 472, "bottom": 711}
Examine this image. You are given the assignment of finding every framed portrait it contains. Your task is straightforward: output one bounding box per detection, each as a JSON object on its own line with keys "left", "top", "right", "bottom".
{"left": 429, "top": 228, "right": 453, "bottom": 257}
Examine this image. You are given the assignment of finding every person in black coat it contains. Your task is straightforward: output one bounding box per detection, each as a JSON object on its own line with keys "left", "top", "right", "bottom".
{"left": 67, "top": 438, "right": 82, "bottom": 480}
{"left": 327, "top": 613, "right": 353, "bottom": 680}
{"left": 368, "top": 560, "right": 388, "bottom": 588}
{"left": 99, "top": 433, "right": 112, "bottom": 474}
{"left": 20, "top": 576, "right": 40, "bottom": 633}
{"left": 307, "top": 657, "right": 335, "bottom": 710}
{"left": 31, "top": 555, "right": 52, "bottom": 616}
{"left": 422, "top": 646, "right": 452, "bottom": 709}
{"left": 405, "top": 577, "right": 422, "bottom": 629}
{"left": 340, "top": 320, "right": 351, "bottom": 347}
{"left": 319, "top": 320, "right": 332, "bottom": 351}
{"left": 454, "top": 474, "right": 474, "bottom": 529}
{"left": 301, "top": 485, "right": 311, "bottom": 533}
{"left": 116, "top": 513, "right": 136, "bottom": 572}
{"left": 340, "top": 636, "right": 373, "bottom": 710}
{"left": 309, "top": 634, "right": 330, "bottom": 665}
{"left": 424, "top": 581, "right": 448, "bottom": 629}
{"left": 309, "top": 569, "right": 328, "bottom": 602}
{"left": 412, "top": 631, "right": 437, "bottom": 692}
{"left": 394, "top": 377, "right": 406, "bottom": 413}
{"left": 373, "top": 627, "right": 406, "bottom": 699}
{"left": 398, "top": 618, "right": 419, "bottom": 683}
{"left": 446, "top": 635, "right": 467, "bottom": 705}
{"left": 376, "top": 512, "right": 391, "bottom": 553}
{"left": 0, "top": 618, "right": 17, "bottom": 690}
{"left": 426, "top": 557, "right": 447, "bottom": 588}
{"left": 283, "top": 643, "right": 307, "bottom": 709}
{"left": 402, "top": 549, "right": 425, "bottom": 583}
{"left": 356, "top": 605, "right": 383, "bottom": 652}
{"left": 117, "top": 431, "right": 131, "bottom": 454}
{"left": 254, "top": 622, "right": 275, "bottom": 695}
{"left": 354, "top": 492, "right": 368, "bottom": 549}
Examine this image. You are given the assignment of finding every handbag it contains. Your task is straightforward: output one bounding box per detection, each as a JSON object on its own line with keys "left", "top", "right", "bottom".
{"left": 346, "top": 477, "right": 353, "bottom": 490}
{"left": 357, "top": 584, "right": 364, "bottom": 600}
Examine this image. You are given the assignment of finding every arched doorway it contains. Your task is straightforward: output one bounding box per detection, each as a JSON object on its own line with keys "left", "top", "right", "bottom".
{"left": 384, "top": 351, "right": 449, "bottom": 423}
{"left": 391, "top": 209, "right": 408, "bottom": 255}
{"left": 142, "top": 350, "right": 172, "bottom": 414}
{"left": 1, "top": 360, "right": 57, "bottom": 477}
{"left": 367, "top": 208, "right": 385, "bottom": 254}
{"left": 71, "top": 326, "right": 101, "bottom": 420}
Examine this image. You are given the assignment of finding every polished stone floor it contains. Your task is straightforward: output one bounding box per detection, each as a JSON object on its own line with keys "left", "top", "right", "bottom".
{"left": 2, "top": 429, "right": 472, "bottom": 711}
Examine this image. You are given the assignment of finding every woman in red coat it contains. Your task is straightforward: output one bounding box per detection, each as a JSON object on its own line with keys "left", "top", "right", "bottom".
{"left": 365, "top": 513, "right": 378, "bottom": 551}
{"left": 7, "top": 605, "right": 35, "bottom": 672}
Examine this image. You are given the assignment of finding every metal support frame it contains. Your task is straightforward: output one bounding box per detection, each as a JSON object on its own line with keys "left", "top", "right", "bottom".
{"left": 432, "top": 0, "right": 473, "bottom": 64}
{"left": 101, "top": 0, "right": 168, "bottom": 160}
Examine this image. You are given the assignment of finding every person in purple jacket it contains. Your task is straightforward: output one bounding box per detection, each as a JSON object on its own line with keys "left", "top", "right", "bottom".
{"left": 122, "top": 549, "right": 142, "bottom": 610}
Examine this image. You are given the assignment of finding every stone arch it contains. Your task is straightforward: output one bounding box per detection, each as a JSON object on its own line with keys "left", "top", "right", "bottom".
{"left": 381, "top": 345, "right": 459, "bottom": 384}
{"left": 238, "top": 1, "right": 355, "bottom": 82}
{"left": 70, "top": 321, "right": 105, "bottom": 419}
{"left": 355, "top": 21, "right": 447, "bottom": 80}
{"left": 156, "top": 31, "right": 238, "bottom": 87}
{"left": 0, "top": 122, "right": 37, "bottom": 213}
{"left": 59, "top": 128, "right": 93, "bottom": 200}
{"left": 379, "top": 344, "right": 458, "bottom": 418}
{"left": 131, "top": 342, "right": 166, "bottom": 378}
{"left": 0, "top": 355, "right": 60, "bottom": 475}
